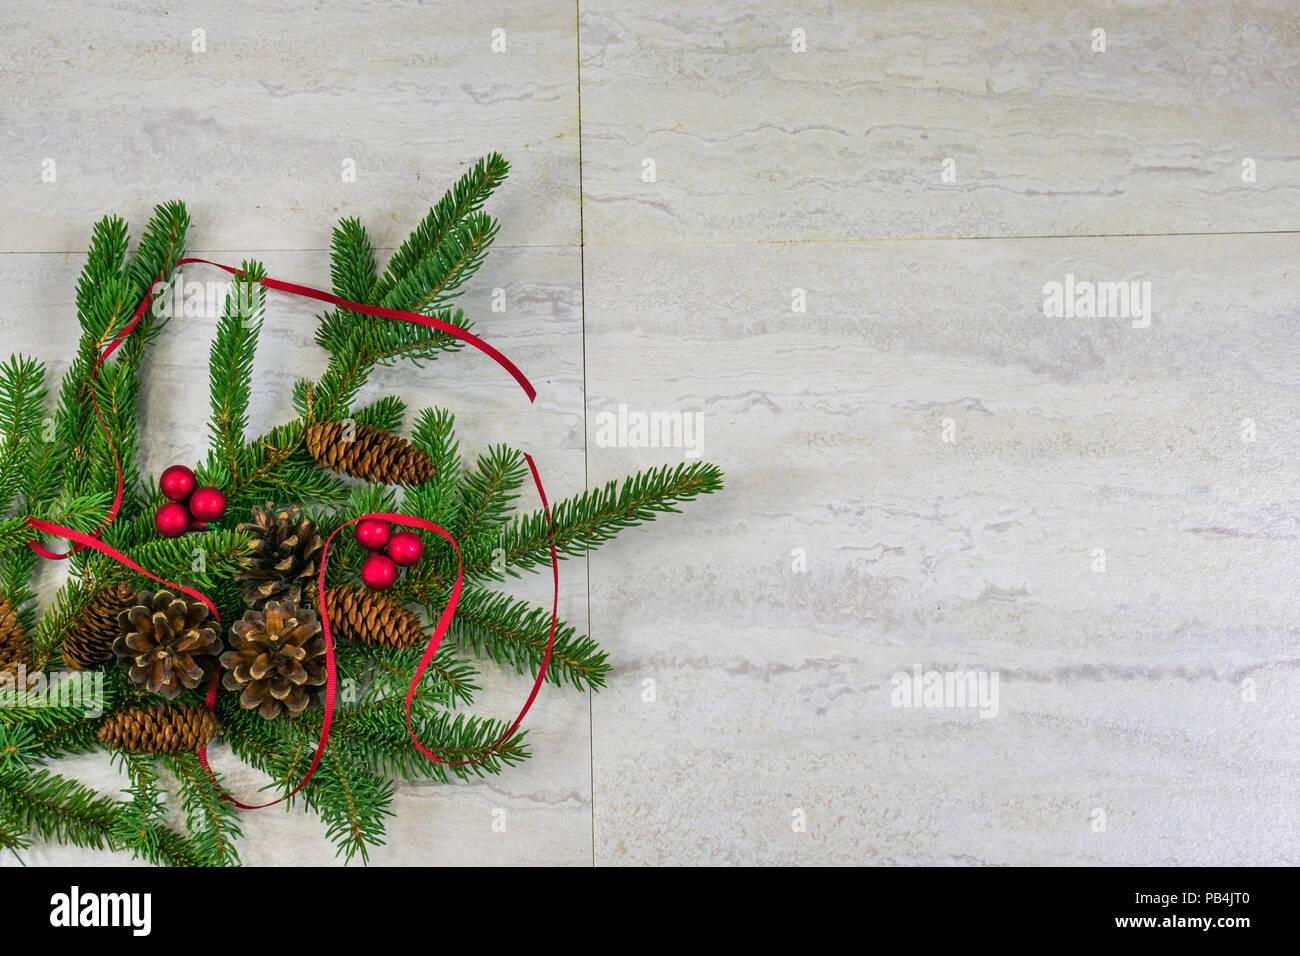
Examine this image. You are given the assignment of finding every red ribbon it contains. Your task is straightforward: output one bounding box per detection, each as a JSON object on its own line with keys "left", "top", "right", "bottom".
{"left": 25, "top": 518, "right": 219, "bottom": 619}
{"left": 26, "top": 258, "right": 558, "bottom": 808}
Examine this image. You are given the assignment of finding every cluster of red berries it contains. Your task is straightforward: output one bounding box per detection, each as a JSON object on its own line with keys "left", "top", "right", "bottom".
{"left": 154, "top": 465, "right": 228, "bottom": 538}
{"left": 354, "top": 518, "right": 424, "bottom": 591}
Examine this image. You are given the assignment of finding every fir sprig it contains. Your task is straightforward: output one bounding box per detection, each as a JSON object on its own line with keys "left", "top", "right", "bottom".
{"left": 462, "top": 461, "right": 726, "bottom": 579}
{"left": 208, "top": 261, "right": 266, "bottom": 477}
{"left": 164, "top": 753, "right": 243, "bottom": 867}
{"left": 447, "top": 588, "right": 610, "bottom": 690}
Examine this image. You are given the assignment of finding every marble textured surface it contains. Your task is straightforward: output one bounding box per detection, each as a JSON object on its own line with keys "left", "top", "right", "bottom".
{"left": 1, "top": 0, "right": 1298, "bottom": 866}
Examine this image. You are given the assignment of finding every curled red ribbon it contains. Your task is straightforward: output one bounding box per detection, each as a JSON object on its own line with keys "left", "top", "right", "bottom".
{"left": 26, "top": 258, "right": 557, "bottom": 807}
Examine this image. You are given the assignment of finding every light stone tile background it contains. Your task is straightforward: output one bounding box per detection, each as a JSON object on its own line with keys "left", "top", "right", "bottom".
{"left": 1, "top": 0, "right": 1297, "bottom": 866}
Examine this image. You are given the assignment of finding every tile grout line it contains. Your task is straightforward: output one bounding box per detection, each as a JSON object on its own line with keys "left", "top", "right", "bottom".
{"left": 2, "top": 228, "right": 1300, "bottom": 261}
{"left": 3, "top": 228, "right": 1298, "bottom": 258}
{"left": 574, "top": 0, "right": 596, "bottom": 870}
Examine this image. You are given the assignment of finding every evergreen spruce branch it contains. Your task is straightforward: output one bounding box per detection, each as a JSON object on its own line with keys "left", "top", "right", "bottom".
{"left": 338, "top": 484, "right": 400, "bottom": 523}
{"left": 122, "top": 527, "right": 252, "bottom": 590}
{"left": 456, "top": 443, "right": 526, "bottom": 541}
{"left": 0, "top": 547, "right": 39, "bottom": 635}
{"left": 208, "top": 261, "right": 266, "bottom": 479}
{"left": 382, "top": 213, "right": 498, "bottom": 315}
{"left": 20, "top": 417, "right": 65, "bottom": 523}
{"left": 310, "top": 343, "right": 373, "bottom": 421}
{"left": 401, "top": 406, "right": 461, "bottom": 532}
{"left": 163, "top": 753, "right": 243, "bottom": 866}
{"left": 291, "top": 378, "right": 314, "bottom": 419}
{"left": 126, "top": 201, "right": 191, "bottom": 307}
{"left": 0, "top": 682, "right": 115, "bottom": 762}
{"left": 307, "top": 740, "right": 393, "bottom": 864}
{"left": 312, "top": 308, "right": 474, "bottom": 418}
{"left": 445, "top": 588, "right": 609, "bottom": 690}
{"left": 368, "top": 308, "right": 474, "bottom": 367}
{"left": 465, "top": 461, "right": 725, "bottom": 578}
{"left": 0, "top": 725, "right": 38, "bottom": 769}
{"left": 0, "top": 701, "right": 95, "bottom": 731}
{"left": 316, "top": 218, "right": 379, "bottom": 356}
{"left": 31, "top": 578, "right": 96, "bottom": 673}
{"left": 193, "top": 419, "right": 348, "bottom": 516}
{"left": 228, "top": 419, "right": 308, "bottom": 494}
{"left": 333, "top": 642, "right": 476, "bottom": 709}
{"left": 0, "top": 355, "right": 48, "bottom": 517}
{"left": 60, "top": 216, "right": 135, "bottom": 502}
{"left": 281, "top": 687, "right": 527, "bottom": 784}
{"left": 411, "top": 405, "right": 460, "bottom": 481}
{"left": 331, "top": 217, "right": 379, "bottom": 305}
{"left": 22, "top": 714, "right": 101, "bottom": 759}
{"left": 150, "top": 826, "right": 208, "bottom": 867}
{"left": 232, "top": 455, "right": 349, "bottom": 513}
{"left": 97, "top": 488, "right": 167, "bottom": 552}
{"left": 0, "top": 493, "right": 112, "bottom": 549}
{"left": 0, "top": 368, "right": 49, "bottom": 628}
{"left": 74, "top": 216, "right": 131, "bottom": 331}
{"left": 373, "top": 153, "right": 509, "bottom": 304}
{"left": 0, "top": 767, "right": 120, "bottom": 855}
{"left": 0, "top": 810, "right": 30, "bottom": 855}
{"left": 312, "top": 156, "right": 508, "bottom": 419}
{"left": 352, "top": 394, "right": 406, "bottom": 433}
{"left": 84, "top": 359, "right": 143, "bottom": 511}
{"left": 110, "top": 202, "right": 191, "bottom": 511}
{"left": 398, "top": 646, "right": 479, "bottom": 709}
{"left": 341, "top": 709, "right": 529, "bottom": 784}
{"left": 214, "top": 696, "right": 313, "bottom": 803}
{"left": 237, "top": 699, "right": 395, "bottom": 863}
{"left": 0, "top": 765, "right": 200, "bottom": 864}
{"left": 109, "top": 752, "right": 168, "bottom": 863}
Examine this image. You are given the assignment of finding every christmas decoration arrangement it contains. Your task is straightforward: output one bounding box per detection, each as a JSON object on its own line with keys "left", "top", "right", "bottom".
{"left": 0, "top": 155, "right": 723, "bottom": 865}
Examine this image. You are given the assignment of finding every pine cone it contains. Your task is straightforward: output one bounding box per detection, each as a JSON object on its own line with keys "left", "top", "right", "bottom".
{"left": 0, "top": 594, "right": 34, "bottom": 689}
{"left": 113, "top": 590, "right": 221, "bottom": 699}
{"left": 322, "top": 586, "right": 425, "bottom": 649}
{"left": 221, "top": 601, "right": 326, "bottom": 720}
{"left": 97, "top": 704, "right": 222, "bottom": 754}
{"left": 234, "top": 504, "right": 324, "bottom": 607}
{"left": 304, "top": 420, "right": 435, "bottom": 486}
{"left": 63, "top": 581, "right": 138, "bottom": 671}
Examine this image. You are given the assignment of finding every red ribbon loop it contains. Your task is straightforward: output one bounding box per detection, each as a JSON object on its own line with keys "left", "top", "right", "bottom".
{"left": 27, "top": 258, "right": 559, "bottom": 810}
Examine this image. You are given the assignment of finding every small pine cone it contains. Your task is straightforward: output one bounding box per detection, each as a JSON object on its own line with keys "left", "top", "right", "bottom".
{"left": 114, "top": 590, "right": 222, "bottom": 699}
{"left": 304, "top": 420, "right": 435, "bottom": 486}
{"left": 97, "top": 704, "right": 222, "bottom": 754}
{"left": 322, "top": 586, "right": 425, "bottom": 649}
{"left": 221, "top": 601, "right": 327, "bottom": 720}
{"left": 234, "top": 504, "right": 325, "bottom": 607}
{"left": 0, "top": 593, "right": 34, "bottom": 688}
{"left": 63, "top": 582, "right": 138, "bottom": 671}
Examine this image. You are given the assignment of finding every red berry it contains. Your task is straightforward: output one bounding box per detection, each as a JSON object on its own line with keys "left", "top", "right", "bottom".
{"left": 155, "top": 501, "right": 191, "bottom": 538}
{"left": 354, "top": 518, "right": 392, "bottom": 551}
{"left": 361, "top": 553, "right": 398, "bottom": 591}
{"left": 159, "top": 464, "right": 197, "bottom": 502}
{"left": 188, "top": 486, "right": 228, "bottom": 523}
{"left": 386, "top": 530, "right": 424, "bottom": 567}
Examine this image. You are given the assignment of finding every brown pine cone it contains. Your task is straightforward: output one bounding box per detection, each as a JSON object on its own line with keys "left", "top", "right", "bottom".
{"left": 63, "top": 581, "right": 137, "bottom": 671}
{"left": 221, "top": 601, "right": 327, "bottom": 720}
{"left": 0, "top": 593, "right": 34, "bottom": 689}
{"left": 113, "top": 590, "right": 222, "bottom": 699}
{"left": 97, "top": 704, "right": 222, "bottom": 754}
{"left": 304, "top": 420, "right": 435, "bottom": 486}
{"left": 234, "top": 504, "right": 325, "bottom": 607}
{"left": 322, "top": 585, "right": 425, "bottom": 649}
